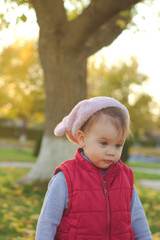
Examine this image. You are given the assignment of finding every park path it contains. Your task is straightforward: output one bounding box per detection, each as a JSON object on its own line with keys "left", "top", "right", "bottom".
{"left": 0, "top": 161, "right": 34, "bottom": 168}
{"left": 1, "top": 162, "right": 160, "bottom": 172}
{"left": 131, "top": 167, "right": 160, "bottom": 175}
{"left": 130, "top": 166, "right": 160, "bottom": 191}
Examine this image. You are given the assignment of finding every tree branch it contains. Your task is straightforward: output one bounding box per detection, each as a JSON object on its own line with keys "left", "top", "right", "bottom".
{"left": 65, "top": 0, "right": 141, "bottom": 49}
{"left": 30, "top": 0, "right": 67, "bottom": 31}
{"left": 82, "top": 14, "right": 131, "bottom": 58}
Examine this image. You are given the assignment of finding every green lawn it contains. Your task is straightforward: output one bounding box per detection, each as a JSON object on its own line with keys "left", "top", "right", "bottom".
{"left": 0, "top": 146, "right": 160, "bottom": 168}
{"left": 135, "top": 184, "right": 160, "bottom": 238}
{"left": 0, "top": 138, "right": 36, "bottom": 163}
{"left": 0, "top": 167, "right": 159, "bottom": 240}
{"left": 127, "top": 161, "right": 160, "bottom": 169}
{"left": 0, "top": 168, "right": 48, "bottom": 240}
{"left": 134, "top": 172, "right": 160, "bottom": 180}
{"left": 0, "top": 148, "right": 36, "bottom": 162}
{"left": 0, "top": 143, "right": 160, "bottom": 239}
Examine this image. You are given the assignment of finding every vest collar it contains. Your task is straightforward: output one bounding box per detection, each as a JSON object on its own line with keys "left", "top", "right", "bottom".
{"left": 75, "top": 148, "right": 123, "bottom": 177}
{"left": 75, "top": 148, "right": 98, "bottom": 172}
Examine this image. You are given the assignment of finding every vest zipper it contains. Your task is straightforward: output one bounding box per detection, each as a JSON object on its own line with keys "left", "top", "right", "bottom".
{"left": 103, "top": 180, "right": 108, "bottom": 196}
{"left": 103, "top": 180, "right": 110, "bottom": 240}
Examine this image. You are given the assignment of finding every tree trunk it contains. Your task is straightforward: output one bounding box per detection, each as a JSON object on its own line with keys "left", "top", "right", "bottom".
{"left": 21, "top": 36, "right": 87, "bottom": 182}
{"left": 21, "top": 135, "right": 77, "bottom": 182}
{"left": 22, "top": 0, "right": 142, "bottom": 183}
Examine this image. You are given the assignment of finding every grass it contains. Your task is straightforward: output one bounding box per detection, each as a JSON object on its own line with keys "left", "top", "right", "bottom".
{"left": 134, "top": 172, "right": 160, "bottom": 180}
{"left": 0, "top": 141, "right": 160, "bottom": 239}
{"left": 0, "top": 148, "right": 36, "bottom": 162}
{"left": 0, "top": 168, "right": 48, "bottom": 240}
{"left": 127, "top": 161, "right": 160, "bottom": 169}
{"left": 0, "top": 138, "right": 36, "bottom": 162}
{"left": 135, "top": 184, "right": 160, "bottom": 238}
{"left": 0, "top": 167, "right": 159, "bottom": 239}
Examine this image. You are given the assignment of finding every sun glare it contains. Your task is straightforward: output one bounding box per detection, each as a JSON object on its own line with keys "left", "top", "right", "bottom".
{"left": 0, "top": 0, "right": 160, "bottom": 104}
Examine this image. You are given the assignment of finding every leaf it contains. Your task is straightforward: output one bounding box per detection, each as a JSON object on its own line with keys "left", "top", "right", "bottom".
{"left": 20, "top": 14, "right": 27, "bottom": 22}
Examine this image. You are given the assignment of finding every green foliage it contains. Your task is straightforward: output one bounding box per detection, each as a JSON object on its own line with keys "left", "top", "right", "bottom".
{"left": 64, "top": 0, "right": 91, "bottom": 20}
{"left": 0, "top": 125, "right": 43, "bottom": 140}
{"left": 0, "top": 0, "right": 32, "bottom": 31}
{"left": 0, "top": 40, "right": 45, "bottom": 125}
{"left": 87, "top": 57, "right": 155, "bottom": 139}
{"left": 2, "top": 0, "right": 91, "bottom": 24}
{"left": 0, "top": 13, "right": 10, "bottom": 29}
{"left": 4, "top": 0, "right": 31, "bottom": 8}
{"left": 88, "top": 57, "right": 147, "bottom": 100}
{"left": 16, "top": 14, "right": 27, "bottom": 24}
{"left": 4, "top": 0, "right": 30, "bottom": 4}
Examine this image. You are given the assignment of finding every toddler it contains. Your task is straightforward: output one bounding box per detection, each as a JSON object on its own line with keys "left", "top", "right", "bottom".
{"left": 35, "top": 96, "right": 152, "bottom": 240}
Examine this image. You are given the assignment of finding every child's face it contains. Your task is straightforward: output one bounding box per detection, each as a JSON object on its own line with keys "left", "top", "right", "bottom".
{"left": 77, "top": 114, "right": 126, "bottom": 169}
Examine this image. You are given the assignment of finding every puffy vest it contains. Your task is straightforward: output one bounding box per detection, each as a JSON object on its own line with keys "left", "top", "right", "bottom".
{"left": 54, "top": 148, "right": 134, "bottom": 240}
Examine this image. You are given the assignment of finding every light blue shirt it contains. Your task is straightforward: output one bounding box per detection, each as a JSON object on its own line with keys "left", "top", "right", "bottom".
{"left": 35, "top": 161, "right": 152, "bottom": 240}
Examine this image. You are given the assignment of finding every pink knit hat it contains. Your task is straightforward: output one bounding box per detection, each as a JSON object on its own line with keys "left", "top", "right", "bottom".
{"left": 54, "top": 96, "right": 129, "bottom": 144}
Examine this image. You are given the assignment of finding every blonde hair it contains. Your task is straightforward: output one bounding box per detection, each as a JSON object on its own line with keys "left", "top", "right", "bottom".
{"left": 80, "top": 107, "right": 130, "bottom": 138}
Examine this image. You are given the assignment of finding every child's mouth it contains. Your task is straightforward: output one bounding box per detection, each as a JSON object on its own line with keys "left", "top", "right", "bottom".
{"left": 104, "top": 160, "right": 113, "bottom": 163}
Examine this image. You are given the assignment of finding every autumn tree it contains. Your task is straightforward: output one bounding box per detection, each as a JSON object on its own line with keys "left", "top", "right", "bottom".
{"left": 0, "top": 40, "right": 45, "bottom": 126}
{"left": 3, "top": 0, "right": 143, "bottom": 182}
{"left": 87, "top": 57, "right": 155, "bottom": 137}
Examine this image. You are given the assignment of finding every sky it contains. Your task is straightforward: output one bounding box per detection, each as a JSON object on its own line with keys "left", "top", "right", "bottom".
{"left": 97, "top": 0, "right": 160, "bottom": 104}
{"left": 0, "top": 0, "right": 160, "bottom": 103}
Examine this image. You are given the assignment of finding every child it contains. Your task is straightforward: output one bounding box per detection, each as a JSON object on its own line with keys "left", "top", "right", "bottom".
{"left": 35, "top": 96, "right": 152, "bottom": 240}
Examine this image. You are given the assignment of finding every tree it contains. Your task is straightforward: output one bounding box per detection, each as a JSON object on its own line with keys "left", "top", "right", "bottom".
{"left": 3, "top": 0, "right": 143, "bottom": 182}
{"left": 0, "top": 40, "right": 45, "bottom": 126}
{"left": 88, "top": 57, "right": 155, "bottom": 135}
{"left": 87, "top": 57, "right": 156, "bottom": 161}
{"left": 88, "top": 57, "right": 155, "bottom": 138}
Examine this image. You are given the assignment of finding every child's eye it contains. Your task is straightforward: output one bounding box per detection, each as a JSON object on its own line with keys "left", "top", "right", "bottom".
{"left": 100, "top": 141, "right": 107, "bottom": 146}
{"left": 116, "top": 144, "right": 122, "bottom": 148}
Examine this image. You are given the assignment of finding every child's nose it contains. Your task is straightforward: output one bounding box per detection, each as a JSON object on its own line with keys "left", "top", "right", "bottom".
{"left": 106, "top": 148, "right": 115, "bottom": 156}
{"left": 107, "top": 152, "right": 114, "bottom": 156}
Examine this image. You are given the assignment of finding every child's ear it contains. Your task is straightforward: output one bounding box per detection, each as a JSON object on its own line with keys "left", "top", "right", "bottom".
{"left": 76, "top": 130, "right": 85, "bottom": 147}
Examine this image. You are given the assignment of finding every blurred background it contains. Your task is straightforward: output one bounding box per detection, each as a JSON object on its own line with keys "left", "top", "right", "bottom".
{"left": 0, "top": 0, "right": 160, "bottom": 239}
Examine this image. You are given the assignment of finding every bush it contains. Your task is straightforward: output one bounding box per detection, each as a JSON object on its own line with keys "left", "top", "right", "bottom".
{"left": 0, "top": 125, "right": 43, "bottom": 157}
{"left": 0, "top": 125, "right": 43, "bottom": 140}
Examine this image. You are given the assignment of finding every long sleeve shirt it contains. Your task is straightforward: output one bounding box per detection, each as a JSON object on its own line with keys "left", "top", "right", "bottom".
{"left": 35, "top": 169, "right": 152, "bottom": 240}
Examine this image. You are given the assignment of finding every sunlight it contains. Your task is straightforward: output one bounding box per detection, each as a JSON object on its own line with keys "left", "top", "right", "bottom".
{"left": 0, "top": 0, "right": 160, "bottom": 103}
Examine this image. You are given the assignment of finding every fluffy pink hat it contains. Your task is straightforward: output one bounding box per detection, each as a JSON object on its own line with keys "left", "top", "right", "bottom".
{"left": 54, "top": 96, "right": 129, "bottom": 144}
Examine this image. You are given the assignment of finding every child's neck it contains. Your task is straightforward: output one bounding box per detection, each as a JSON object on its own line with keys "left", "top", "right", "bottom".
{"left": 80, "top": 149, "right": 109, "bottom": 176}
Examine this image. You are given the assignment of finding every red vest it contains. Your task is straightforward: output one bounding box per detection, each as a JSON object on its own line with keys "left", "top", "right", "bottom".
{"left": 54, "top": 148, "right": 134, "bottom": 240}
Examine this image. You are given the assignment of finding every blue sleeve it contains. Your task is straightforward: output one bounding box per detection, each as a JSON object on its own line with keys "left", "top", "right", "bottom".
{"left": 35, "top": 171, "right": 68, "bottom": 240}
{"left": 131, "top": 185, "right": 153, "bottom": 240}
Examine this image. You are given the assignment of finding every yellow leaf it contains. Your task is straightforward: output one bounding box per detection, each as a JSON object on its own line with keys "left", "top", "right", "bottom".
{"left": 152, "top": 205, "right": 160, "bottom": 211}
